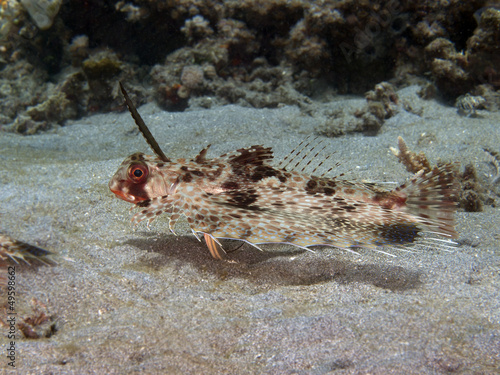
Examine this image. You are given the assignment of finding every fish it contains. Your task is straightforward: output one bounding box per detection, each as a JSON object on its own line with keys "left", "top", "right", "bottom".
{"left": 0, "top": 234, "right": 53, "bottom": 264}
{"left": 0, "top": 234, "right": 53, "bottom": 287}
{"left": 109, "top": 83, "right": 459, "bottom": 259}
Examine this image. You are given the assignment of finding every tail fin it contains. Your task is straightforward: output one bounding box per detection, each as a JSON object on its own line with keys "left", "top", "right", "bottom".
{"left": 397, "top": 163, "right": 459, "bottom": 238}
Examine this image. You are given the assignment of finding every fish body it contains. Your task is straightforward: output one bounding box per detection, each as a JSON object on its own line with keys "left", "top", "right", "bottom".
{"left": 109, "top": 144, "right": 458, "bottom": 259}
{"left": 0, "top": 234, "right": 52, "bottom": 264}
{"left": 0, "top": 234, "right": 53, "bottom": 287}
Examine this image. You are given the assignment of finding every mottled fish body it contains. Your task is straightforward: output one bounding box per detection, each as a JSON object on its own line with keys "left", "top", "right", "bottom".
{"left": 109, "top": 145, "right": 458, "bottom": 259}
{"left": 110, "top": 84, "right": 458, "bottom": 259}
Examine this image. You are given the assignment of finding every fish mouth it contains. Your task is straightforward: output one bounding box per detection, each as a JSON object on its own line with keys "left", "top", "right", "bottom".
{"left": 109, "top": 186, "right": 149, "bottom": 204}
{"left": 109, "top": 178, "right": 150, "bottom": 204}
{"left": 110, "top": 188, "right": 136, "bottom": 203}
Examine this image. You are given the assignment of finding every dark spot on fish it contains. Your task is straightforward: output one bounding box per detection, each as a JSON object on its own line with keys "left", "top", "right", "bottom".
{"left": 136, "top": 199, "right": 151, "bottom": 208}
{"left": 212, "top": 165, "right": 224, "bottom": 178}
{"left": 305, "top": 179, "right": 319, "bottom": 195}
{"left": 192, "top": 170, "right": 205, "bottom": 177}
{"left": 229, "top": 145, "right": 273, "bottom": 166}
{"left": 181, "top": 166, "right": 189, "bottom": 171}
{"left": 182, "top": 173, "right": 193, "bottom": 183}
{"left": 330, "top": 218, "right": 350, "bottom": 228}
{"left": 342, "top": 205, "right": 356, "bottom": 211}
{"left": 221, "top": 181, "right": 239, "bottom": 190}
{"left": 130, "top": 153, "right": 145, "bottom": 162}
{"left": 241, "top": 229, "right": 253, "bottom": 239}
{"left": 227, "top": 190, "right": 258, "bottom": 206}
{"left": 250, "top": 166, "right": 278, "bottom": 182}
{"left": 378, "top": 223, "right": 419, "bottom": 244}
{"left": 330, "top": 207, "right": 346, "bottom": 214}
{"left": 323, "top": 188, "right": 335, "bottom": 196}
{"left": 306, "top": 179, "right": 317, "bottom": 189}
{"left": 156, "top": 163, "right": 165, "bottom": 168}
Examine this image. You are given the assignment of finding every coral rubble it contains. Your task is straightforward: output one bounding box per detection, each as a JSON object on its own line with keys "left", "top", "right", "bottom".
{"left": 0, "top": 0, "right": 498, "bottom": 132}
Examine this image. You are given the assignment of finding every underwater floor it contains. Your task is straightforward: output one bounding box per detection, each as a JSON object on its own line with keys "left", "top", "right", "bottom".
{"left": 1, "top": 86, "right": 499, "bottom": 373}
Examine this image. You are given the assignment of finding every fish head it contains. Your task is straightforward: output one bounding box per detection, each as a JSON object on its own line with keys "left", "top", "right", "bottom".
{"left": 109, "top": 152, "right": 172, "bottom": 204}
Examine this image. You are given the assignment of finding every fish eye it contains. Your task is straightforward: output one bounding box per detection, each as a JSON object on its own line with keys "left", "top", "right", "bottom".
{"left": 128, "top": 164, "right": 148, "bottom": 183}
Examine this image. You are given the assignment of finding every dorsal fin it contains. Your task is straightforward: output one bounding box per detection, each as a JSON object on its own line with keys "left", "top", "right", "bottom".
{"left": 227, "top": 145, "right": 274, "bottom": 166}
{"left": 279, "top": 136, "right": 315, "bottom": 170}
{"left": 193, "top": 144, "right": 212, "bottom": 163}
{"left": 279, "top": 136, "right": 338, "bottom": 176}
{"left": 119, "top": 82, "right": 170, "bottom": 162}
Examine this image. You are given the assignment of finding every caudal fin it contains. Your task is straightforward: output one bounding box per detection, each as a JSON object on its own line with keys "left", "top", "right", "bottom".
{"left": 397, "top": 163, "right": 459, "bottom": 238}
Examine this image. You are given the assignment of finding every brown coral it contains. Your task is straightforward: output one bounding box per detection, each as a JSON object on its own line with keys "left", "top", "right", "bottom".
{"left": 3, "top": 0, "right": 500, "bottom": 134}
{"left": 390, "top": 136, "right": 432, "bottom": 174}
{"left": 181, "top": 15, "right": 214, "bottom": 43}
{"left": 467, "top": 8, "right": 500, "bottom": 87}
{"left": 424, "top": 38, "right": 474, "bottom": 98}
{"left": 389, "top": 137, "right": 496, "bottom": 212}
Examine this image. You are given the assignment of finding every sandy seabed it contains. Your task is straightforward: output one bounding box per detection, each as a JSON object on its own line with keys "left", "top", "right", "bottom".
{"left": 1, "top": 86, "right": 499, "bottom": 374}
